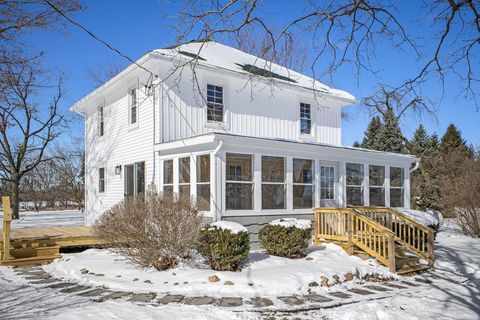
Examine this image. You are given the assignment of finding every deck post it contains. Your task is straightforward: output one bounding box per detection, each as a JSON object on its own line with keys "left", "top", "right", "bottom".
{"left": 347, "top": 210, "right": 354, "bottom": 255}
{"left": 2, "top": 196, "right": 12, "bottom": 261}
{"left": 313, "top": 209, "right": 319, "bottom": 245}
{"left": 387, "top": 234, "right": 396, "bottom": 273}
{"left": 427, "top": 231, "right": 435, "bottom": 267}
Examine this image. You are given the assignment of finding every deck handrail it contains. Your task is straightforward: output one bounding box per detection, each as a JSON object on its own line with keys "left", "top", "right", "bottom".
{"left": 352, "top": 206, "right": 435, "bottom": 266}
{"left": 314, "top": 208, "right": 396, "bottom": 272}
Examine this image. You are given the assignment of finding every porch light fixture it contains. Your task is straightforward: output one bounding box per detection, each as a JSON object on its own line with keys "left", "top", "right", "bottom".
{"left": 115, "top": 165, "right": 122, "bottom": 175}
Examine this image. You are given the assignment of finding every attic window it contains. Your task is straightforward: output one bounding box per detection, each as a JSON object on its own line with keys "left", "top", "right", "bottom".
{"left": 178, "top": 51, "right": 206, "bottom": 61}
{"left": 206, "top": 84, "right": 223, "bottom": 122}
{"left": 235, "top": 63, "right": 297, "bottom": 83}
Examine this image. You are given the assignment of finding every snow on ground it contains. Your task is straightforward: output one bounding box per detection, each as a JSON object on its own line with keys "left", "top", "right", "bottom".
{"left": 0, "top": 210, "right": 84, "bottom": 228}
{"left": 44, "top": 243, "right": 391, "bottom": 299}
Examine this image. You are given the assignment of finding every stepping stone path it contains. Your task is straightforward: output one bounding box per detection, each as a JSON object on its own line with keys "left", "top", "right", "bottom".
{"left": 249, "top": 297, "right": 274, "bottom": 308}
{"left": 130, "top": 293, "right": 157, "bottom": 303}
{"left": 184, "top": 296, "right": 215, "bottom": 306}
{"left": 303, "top": 294, "right": 333, "bottom": 303}
{"left": 278, "top": 296, "right": 304, "bottom": 306}
{"left": 218, "top": 297, "right": 243, "bottom": 307}
{"left": 12, "top": 265, "right": 430, "bottom": 311}
{"left": 158, "top": 294, "right": 184, "bottom": 304}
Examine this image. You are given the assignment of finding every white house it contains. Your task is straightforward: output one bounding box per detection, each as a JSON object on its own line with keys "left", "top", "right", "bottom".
{"left": 71, "top": 41, "right": 418, "bottom": 241}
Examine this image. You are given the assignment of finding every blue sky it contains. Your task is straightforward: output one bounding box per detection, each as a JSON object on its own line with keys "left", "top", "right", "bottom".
{"left": 26, "top": 0, "right": 479, "bottom": 146}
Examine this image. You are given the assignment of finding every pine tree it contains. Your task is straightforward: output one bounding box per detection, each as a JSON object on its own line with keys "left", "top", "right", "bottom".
{"left": 440, "top": 124, "right": 473, "bottom": 158}
{"left": 360, "top": 116, "right": 382, "bottom": 150}
{"left": 376, "top": 107, "right": 405, "bottom": 153}
{"left": 352, "top": 141, "right": 360, "bottom": 147}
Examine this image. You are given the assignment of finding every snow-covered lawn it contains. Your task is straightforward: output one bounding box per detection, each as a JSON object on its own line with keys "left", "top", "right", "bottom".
{"left": 0, "top": 210, "right": 84, "bottom": 228}
{"left": 44, "top": 243, "right": 391, "bottom": 299}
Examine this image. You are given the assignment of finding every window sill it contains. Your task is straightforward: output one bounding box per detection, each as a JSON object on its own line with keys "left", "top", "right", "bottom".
{"left": 205, "top": 121, "right": 229, "bottom": 130}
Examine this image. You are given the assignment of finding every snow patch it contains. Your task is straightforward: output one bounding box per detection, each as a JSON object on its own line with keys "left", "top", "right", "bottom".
{"left": 394, "top": 208, "right": 441, "bottom": 227}
{"left": 269, "top": 218, "right": 312, "bottom": 230}
{"left": 210, "top": 221, "right": 247, "bottom": 234}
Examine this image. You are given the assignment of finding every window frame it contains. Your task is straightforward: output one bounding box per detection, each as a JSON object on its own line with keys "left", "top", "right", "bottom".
{"left": 293, "top": 158, "right": 314, "bottom": 209}
{"left": 225, "top": 152, "right": 254, "bottom": 211}
{"left": 163, "top": 159, "right": 174, "bottom": 194}
{"left": 98, "top": 167, "right": 105, "bottom": 193}
{"left": 320, "top": 165, "right": 335, "bottom": 200}
{"left": 196, "top": 154, "right": 211, "bottom": 211}
{"left": 261, "top": 155, "right": 286, "bottom": 210}
{"left": 206, "top": 84, "right": 224, "bottom": 123}
{"left": 390, "top": 167, "right": 405, "bottom": 207}
{"left": 300, "top": 102, "right": 312, "bottom": 135}
{"left": 178, "top": 156, "right": 191, "bottom": 198}
{"left": 98, "top": 105, "right": 105, "bottom": 137}
{"left": 124, "top": 161, "right": 145, "bottom": 197}
{"left": 129, "top": 87, "right": 139, "bottom": 127}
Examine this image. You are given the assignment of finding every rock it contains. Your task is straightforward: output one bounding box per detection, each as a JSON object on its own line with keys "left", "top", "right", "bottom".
{"left": 224, "top": 281, "right": 234, "bottom": 286}
{"left": 80, "top": 268, "right": 88, "bottom": 274}
{"left": 218, "top": 297, "right": 243, "bottom": 307}
{"left": 115, "top": 275, "right": 122, "bottom": 278}
{"left": 159, "top": 294, "right": 184, "bottom": 304}
{"left": 321, "top": 276, "right": 330, "bottom": 287}
{"left": 248, "top": 282, "right": 254, "bottom": 286}
{"left": 305, "top": 257, "right": 314, "bottom": 261}
{"left": 308, "top": 281, "right": 319, "bottom": 287}
{"left": 88, "top": 272, "right": 95, "bottom": 275}
{"left": 208, "top": 275, "right": 220, "bottom": 283}
{"left": 130, "top": 292, "right": 157, "bottom": 303}
{"left": 184, "top": 296, "right": 215, "bottom": 305}
{"left": 183, "top": 281, "right": 188, "bottom": 284}
{"left": 333, "top": 275, "right": 340, "bottom": 284}
{"left": 174, "top": 282, "right": 179, "bottom": 285}
{"left": 303, "top": 294, "right": 333, "bottom": 303}
{"left": 278, "top": 296, "right": 304, "bottom": 306}
{"left": 133, "top": 278, "right": 139, "bottom": 282}
{"left": 144, "top": 280, "right": 152, "bottom": 284}
{"left": 344, "top": 273, "right": 354, "bottom": 281}
{"left": 95, "top": 273, "right": 105, "bottom": 277}
{"left": 248, "top": 297, "right": 273, "bottom": 308}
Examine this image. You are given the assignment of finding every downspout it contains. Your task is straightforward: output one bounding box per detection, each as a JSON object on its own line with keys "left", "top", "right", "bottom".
{"left": 213, "top": 139, "right": 224, "bottom": 222}
{"left": 410, "top": 160, "right": 420, "bottom": 174}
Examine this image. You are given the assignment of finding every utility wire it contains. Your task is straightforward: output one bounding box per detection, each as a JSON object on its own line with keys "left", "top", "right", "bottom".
{"left": 44, "top": 0, "right": 155, "bottom": 78}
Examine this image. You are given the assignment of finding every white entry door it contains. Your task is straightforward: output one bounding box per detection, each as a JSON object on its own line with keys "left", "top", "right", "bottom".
{"left": 319, "top": 161, "right": 339, "bottom": 207}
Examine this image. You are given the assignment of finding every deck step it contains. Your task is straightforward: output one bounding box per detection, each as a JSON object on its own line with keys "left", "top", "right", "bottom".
{"left": 396, "top": 264, "right": 430, "bottom": 275}
{"left": 0, "top": 254, "right": 62, "bottom": 267}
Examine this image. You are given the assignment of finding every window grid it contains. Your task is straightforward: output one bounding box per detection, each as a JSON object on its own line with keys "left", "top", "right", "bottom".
{"left": 99, "top": 167, "right": 105, "bottom": 193}
{"left": 207, "top": 84, "right": 224, "bottom": 122}
{"left": 390, "top": 167, "right": 404, "bottom": 207}
{"left": 262, "top": 156, "right": 286, "bottom": 210}
{"left": 178, "top": 157, "right": 190, "bottom": 198}
{"left": 346, "top": 163, "right": 364, "bottom": 206}
{"left": 98, "top": 106, "right": 104, "bottom": 137}
{"left": 300, "top": 103, "right": 311, "bottom": 134}
{"left": 163, "top": 159, "right": 174, "bottom": 193}
{"left": 369, "top": 165, "right": 385, "bottom": 206}
{"left": 293, "top": 159, "right": 314, "bottom": 209}
{"left": 130, "top": 88, "right": 137, "bottom": 125}
{"left": 196, "top": 154, "right": 211, "bottom": 211}
{"left": 320, "top": 166, "right": 335, "bottom": 200}
{"left": 226, "top": 153, "right": 253, "bottom": 210}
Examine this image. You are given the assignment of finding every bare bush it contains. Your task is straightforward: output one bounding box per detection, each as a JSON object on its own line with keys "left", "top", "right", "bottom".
{"left": 94, "top": 193, "right": 203, "bottom": 270}
{"left": 444, "top": 154, "right": 480, "bottom": 237}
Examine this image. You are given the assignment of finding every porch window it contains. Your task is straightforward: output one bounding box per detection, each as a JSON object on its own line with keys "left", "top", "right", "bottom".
{"left": 293, "top": 159, "right": 313, "bottom": 209}
{"left": 130, "top": 87, "right": 137, "bottom": 125}
{"left": 320, "top": 166, "right": 335, "bottom": 200}
{"left": 390, "top": 167, "right": 404, "bottom": 207}
{"left": 207, "top": 84, "right": 223, "bottom": 122}
{"left": 300, "top": 103, "right": 311, "bottom": 134}
{"left": 99, "top": 167, "right": 105, "bottom": 193}
{"left": 196, "top": 154, "right": 210, "bottom": 211}
{"left": 125, "top": 162, "right": 145, "bottom": 197}
{"left": 163, "top": 159, "right": 173, "bottom": 193}
{"left": 369, "top": 165, "right": 385, "bottom": 206}
{"left": 262, "top": 156, "right": 286, "bottom": 209}
{"left": 98, "top": 106, "right": 105, "bottom": 136}
{"left": 226, "top": 153, "right": 253, "bottom": 210}
{"left": 179, "top": 157, "right": 190, "bottom": 197}
{"left": 346, "top": 163, "right": 364, "bottom": 206}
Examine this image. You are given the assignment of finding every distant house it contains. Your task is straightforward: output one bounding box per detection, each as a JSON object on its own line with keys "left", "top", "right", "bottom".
{"left": 71, "top": 41, "right": 418, "bottom": 236}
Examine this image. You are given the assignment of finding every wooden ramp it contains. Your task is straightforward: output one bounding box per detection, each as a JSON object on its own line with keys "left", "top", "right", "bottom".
{"left": 1, "top": 197, "right": 104, "bottom": 266}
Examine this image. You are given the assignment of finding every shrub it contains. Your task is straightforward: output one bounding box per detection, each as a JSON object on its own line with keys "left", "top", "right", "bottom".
{"left": 259, "top": 218, "right": 312, "bottom": 258}
{"left": 94, "top": 193, "right": 203, "bottom": 270}
{"left": 197, "top": 222, "right": 250, "bottom": 271}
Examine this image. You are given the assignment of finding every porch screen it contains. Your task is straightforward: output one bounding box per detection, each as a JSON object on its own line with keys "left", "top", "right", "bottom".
{"left": 226, "top": 153, "right": 253, "bottom": 210}
{"left": 320, "top": 166, "right": 335, "bottom": 200}
{"left": 163, "top": 159, "right": 173, "bottom": 193}
{"left": 196, "top": 154, "right": 210, "bottom": 211}
{"left": 369, "top": 165, "right": 385, "bottom": 206}
{"left": 179, "top": 157, "right": 190, "bottom": 198}
{"left": 293, "top": 159, "right": 313, "bottom": 208}
{"left": 390, "top": 167, "right": 404, "bottom": 207}
{"left": 346, "top": 163, "right": 364, "bottom": 206}
{"left": 262, "top": 156, "right": 286, "bottom": 209}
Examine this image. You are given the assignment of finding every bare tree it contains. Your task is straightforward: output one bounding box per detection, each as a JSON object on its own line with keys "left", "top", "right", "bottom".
{"left": 22, "top": 159, "right": 58, "bottom": 211}
{"left": 85, "top": 59, "right": 124, "bottom": 88}
{"left": 0, "top": 61, "right": 64, "bottom": 219}
{"left": 52, "top": 144, "right": 84, "bottom": 211}
{"left": 166, "top": 0, "right": 479, "bottom": 109}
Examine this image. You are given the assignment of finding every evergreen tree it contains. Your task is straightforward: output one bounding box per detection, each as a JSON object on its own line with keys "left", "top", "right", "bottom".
{"left": 352, "top": 141, "right": 360, "bottom": 147}
{"left": 360, "top": 116, "right": 382, "bottom": 149}
{"left": 440, "top": 124, "right": 473, "bottom": 158}
{"left": 376, "top": 107, "right": 405, "bottom": 153}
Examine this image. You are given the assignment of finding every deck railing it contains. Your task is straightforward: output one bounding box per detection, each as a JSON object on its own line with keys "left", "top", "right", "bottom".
{"left": 352, "top": 206, "right": 435, "bottom": 267}
{"left": 314, "top": 208, "right": 396, "bottom": 272}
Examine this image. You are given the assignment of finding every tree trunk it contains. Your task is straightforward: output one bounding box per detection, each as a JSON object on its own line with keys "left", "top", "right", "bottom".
{"left": 10, "top": 178, "right": 20, "bottom": 220}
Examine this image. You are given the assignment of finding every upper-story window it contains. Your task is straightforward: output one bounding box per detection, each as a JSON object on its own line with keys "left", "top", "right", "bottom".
{"left": 300, "top": 103, "right": 311, "bottom": 135}
{"left": 98, "top": 106, "right": 105, "bottom": 136}
{"left": 98, "top": 167, "right": 105, "bottom": 193}
{"left": 207, "top": 84, "right": 224, "bottom": 122}
{"left": 130, "top": 88, "right": 138, "bottom": 125}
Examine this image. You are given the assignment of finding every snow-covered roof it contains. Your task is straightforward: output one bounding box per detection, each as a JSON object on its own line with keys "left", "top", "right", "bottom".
{"left": 153, "top": 41, "right": 356, "bottom": 103}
